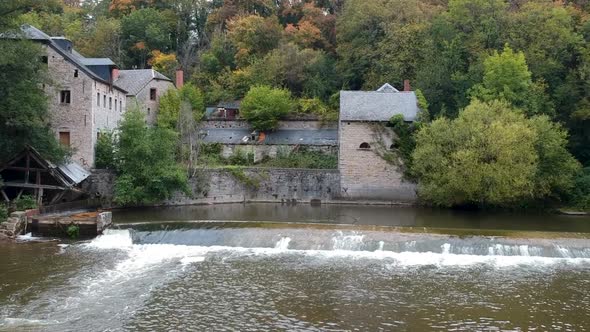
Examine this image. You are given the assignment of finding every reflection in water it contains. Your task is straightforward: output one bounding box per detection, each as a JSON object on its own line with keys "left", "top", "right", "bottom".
{"left": 1, "top": 204, "right": 590, "bottom": 331}
{"left": 114, "top": 203, "right": 590, "bottom": 232}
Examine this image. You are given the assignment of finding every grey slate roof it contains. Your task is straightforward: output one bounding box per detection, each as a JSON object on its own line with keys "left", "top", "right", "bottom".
{"left": 201, "top": 128, "right": 337, "bottom": 146}
{"left": 115, "top": 69, "right": 172, "bottom": 96}
{"left": 58, "top": 162, "right": 90, "bottom": 185}
{"left": 4, "top": 25, "right": 127, "bottom": 93}
{"left": 80, "top": 58, "right": 116, "bottom": 66}
{"left": 340, "top": 84, "right": 420, "bottom": 122}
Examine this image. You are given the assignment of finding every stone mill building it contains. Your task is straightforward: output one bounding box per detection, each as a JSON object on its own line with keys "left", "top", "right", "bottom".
{"left": 338, "top": 82, "right": 419, "bottom": 202}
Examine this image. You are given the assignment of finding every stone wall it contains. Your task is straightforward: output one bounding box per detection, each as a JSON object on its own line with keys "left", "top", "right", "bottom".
{"left": 81, "top": 169, "right": 117, "bottom": 207}
{"left": 127, "top": 78, "right": 175, "bottom": 125}
{"left": 338, "top": 122, "right": 416, "bottom": 202}
{"left": 85, "top": 168, "right": 340, "bottom": 206}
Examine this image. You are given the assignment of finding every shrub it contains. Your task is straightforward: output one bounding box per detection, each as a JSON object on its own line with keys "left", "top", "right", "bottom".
{"left": 66, "top": 224, "right": 80, "bottom": 239}
{"left": 95, "top": 130, "right": 115, "bottom": 169}
{"left": 412, "top": 99, "right": 580, "bottom": 208}
{"left": 14, "top": 195, "right": 37, "bottom": 211}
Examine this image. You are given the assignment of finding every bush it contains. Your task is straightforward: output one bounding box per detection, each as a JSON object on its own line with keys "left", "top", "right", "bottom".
{"left": 95, "top": 130, "right": 115, "bottom": 169}
{"left": 258, "top": 148, "right": 337, "bottom": 169}
{"left": 66, "top": 224, "right": 80, "bottom": 239}
{"left": 568, "top": 167, "right": 590, "bottom": 210}
{"left": 228, "top": 148, "right": 255, "bottom": 166}
{"left": 14, "top": 195, "right": 37, "bottom": 211}
{"left": 114, "top": 109, "right": 189, "bottom": 206}
{"left": 241, "top": 85, "right": 293, "bottom": 131}
{"left": 412, "top": 100, "right": 580, "bottom": 208}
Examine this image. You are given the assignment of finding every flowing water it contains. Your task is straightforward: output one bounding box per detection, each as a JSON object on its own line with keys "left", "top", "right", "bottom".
{"left": 2, "top": 204, "right": 590, "bottom": 331}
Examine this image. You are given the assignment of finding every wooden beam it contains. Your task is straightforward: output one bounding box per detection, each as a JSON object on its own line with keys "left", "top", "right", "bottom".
{"left": 3, "top": 182, "right": 67, "bottom": 190}
{"left": 5, "top": 167, "right": 48, "bottom": 172}
{"left": 25, "top": 153, "right": 30, "bottom": 184}
{"left": 0, "top": 190, "right": 8, "bottom": 202}
{"left": 16, "top": 188, "right": 24, "bottom": 200}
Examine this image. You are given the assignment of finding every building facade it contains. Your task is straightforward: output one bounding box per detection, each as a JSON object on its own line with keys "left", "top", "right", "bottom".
{"left": 114, "top": 69, "right": 175, "bottom": 125}
{"left": 18, "top": 25, "right": 127, "bottom": 169}
{"left": 338, "top": 83, "right": 419, "bottom": 202}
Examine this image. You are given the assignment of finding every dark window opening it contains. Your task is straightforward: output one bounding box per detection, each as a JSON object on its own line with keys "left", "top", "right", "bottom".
{"left": 41, "top": 56, "right": 48, "bottom": 64}
{"left": 97, "top": 93, "right": 100, "bottom": 106}
{"left": 103, "top": 95, "right": 106, "bottom": 107}
{"left": 109, "top": 97, "right": 112, "bottom": 110}
{"left": 115, "top": 99, "right": 118, "bottom": 111}
{"left": 120, "top": 100, "right": 122, "bottom": 112}
{"left": 147, "top": 108, "right": 151, "bottom": 115}
{"left": 150, "top": 88, "right": 157, "bottom": 100}
{"left": 359, "top": 142, "right": 371, "bottom": 149}
{"left": 60, "top": 90, "right": 71, "bottom": 104}
{"left": 74, "top": 69, "right": 78, "bottom": 77}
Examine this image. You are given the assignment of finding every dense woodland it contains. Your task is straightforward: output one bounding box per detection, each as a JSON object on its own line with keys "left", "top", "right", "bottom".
{"left": 2, "top": 0, "right": 590, "bottom": 209}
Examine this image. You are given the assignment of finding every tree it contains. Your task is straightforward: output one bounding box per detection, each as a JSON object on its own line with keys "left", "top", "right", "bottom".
{"left": 114, "top": 109, "right": 188, "bottom": 206}
{"left": 157, "top": 84, "right": 204, "bottom": 129}
{"left": 226, "top": 14, "right": 281, "bottom": 66}
{"left": 241, "top": 86, "right": 293, "bottom": 131}
{"left": 469, "top": 45, "right": 553, "bottom": 116}
{"left": 412, "top": 100, "right": 579, "bottom": 207}
{"left": 120, "top": 8, "right": 175, "bottom": 68}
{"left": 95, "top": 130, "right": 115, "bottom": 169}
{"left": 0, "top": 40, "right": 66, "bottom": 163}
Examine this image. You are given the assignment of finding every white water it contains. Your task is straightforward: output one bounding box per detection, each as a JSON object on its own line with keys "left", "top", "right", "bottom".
{"left": 84, "top": 229, "right": 590, "bottom": 271}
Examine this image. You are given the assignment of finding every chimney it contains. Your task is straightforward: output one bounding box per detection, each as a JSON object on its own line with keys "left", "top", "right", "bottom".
{"left": 176, "top": 69, "right": 184, "bottom": 88}
{"left": 403, "top": 79, "right": 411, "bottom": 92}
{"left": 111, "top": 68, "right": 119, "bottom": 82}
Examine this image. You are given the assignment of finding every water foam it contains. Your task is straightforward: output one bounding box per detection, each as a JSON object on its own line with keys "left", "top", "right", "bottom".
{"left": 83, "top": 230, "right": 590, "bottom": 268}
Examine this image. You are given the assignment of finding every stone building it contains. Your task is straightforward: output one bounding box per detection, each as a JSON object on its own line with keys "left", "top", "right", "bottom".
{"left": 16, "top": 25, "right": 127, "bottom": 169}
{"left": 338, "top": 83, "right": 419, "bottom": 202}
{"left": 114, "top": 69, "right": 176, "bottom": 125}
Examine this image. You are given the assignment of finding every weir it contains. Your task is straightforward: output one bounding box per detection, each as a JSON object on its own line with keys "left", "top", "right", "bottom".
{"left": 93, "top": 222, "right": 590, "bottom": 265}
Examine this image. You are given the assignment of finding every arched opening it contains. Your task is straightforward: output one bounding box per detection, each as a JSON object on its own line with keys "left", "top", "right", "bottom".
{"left": 359, "top": 142, "right": 371, "bottom": 149}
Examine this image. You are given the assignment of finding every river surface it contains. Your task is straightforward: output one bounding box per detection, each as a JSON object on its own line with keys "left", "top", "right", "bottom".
{"left": 1, "top": 204, "right": 590, "bottom": 331}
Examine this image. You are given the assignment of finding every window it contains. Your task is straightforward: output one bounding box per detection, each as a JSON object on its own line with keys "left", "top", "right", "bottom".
{"left": 59, "top": 132, "right": 70, "bottom": 147}
{"left": 60, "top": 90, "right": 71, "bottom": 104}
{"left": 109, "top": 97, "right": 112, "bottom": 110}
{"left": 41, "top": 56, "right": 48, "bottom": 64}
{"left": 115, "top": 99, "right": 118, "bottom": 111}
{"left": 147, "top": 108, "right": 151, "bottom": 115}
{"left": 103, "top": 95, "right": 106, "bottom": 108}
{"left": 74, "top": 69, "right": 78, "bottom": 78}
{"left": 120, "top": 100, "right": 122, "bottom": 112}
{"left": 97, "top": 93, "right": 100, "bottom": 106}
{"left": 150, "top": 88, "right": 157, "bottom": 100}
{"left": 359, "top": 142, "right": 371, "bottom": 149}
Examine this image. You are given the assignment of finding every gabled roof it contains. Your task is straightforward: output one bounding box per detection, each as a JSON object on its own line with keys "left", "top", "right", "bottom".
{"left": 340, "top": 83, "right": 419, "bottom": 122}
{"left": 115, "top": 69, "right": 172, "bottom": 96}
{"left": 1, "top": 25, "right": 127, "bottom": 94}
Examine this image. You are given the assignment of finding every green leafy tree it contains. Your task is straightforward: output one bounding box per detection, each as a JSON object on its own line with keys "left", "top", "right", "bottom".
{"left": 0, "top": 40, "right": 66, "bottom": 163}
{"left": 241, "top": 86, "right": 293, "bottom": 131}
{"left": 157, "top": 84, "right": 204, "bottom": 129}
{"left": 412, "top": 100, "right": 579, "bottom": 207}
{"left": 95, "top": 130, "right": 115, "bottom": 169}
{"left": 114, "top": 109, "right": 188, "bottom": 206}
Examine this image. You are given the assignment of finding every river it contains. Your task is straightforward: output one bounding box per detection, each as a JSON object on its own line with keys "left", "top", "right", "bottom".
{"left": 1, "top": 204, "right": 590, "bottom": 331}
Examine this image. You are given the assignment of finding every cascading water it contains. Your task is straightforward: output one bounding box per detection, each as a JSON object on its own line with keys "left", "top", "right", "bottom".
{"left": 3, "top": 219, "right": 590, "bottom": 331}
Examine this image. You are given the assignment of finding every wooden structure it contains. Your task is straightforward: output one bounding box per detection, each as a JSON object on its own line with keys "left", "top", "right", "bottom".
{"left": 0, "top": 146, "right": 89, "bottom": 206}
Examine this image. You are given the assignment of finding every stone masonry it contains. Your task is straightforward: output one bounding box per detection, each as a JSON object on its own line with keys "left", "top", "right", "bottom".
{"left": 338, "top": 122, "right": 416, "bottom": 202}
{"left": 44, "top": 45, "right": 126, "bottom": 168}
